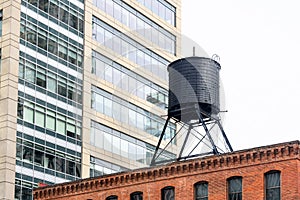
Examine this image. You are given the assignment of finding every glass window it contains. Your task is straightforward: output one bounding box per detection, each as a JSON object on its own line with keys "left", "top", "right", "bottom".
{"left": 114, "top": 3, "right": 122, "bottom": 22}
{"left": 265, "top": 171, "right": 281, "bottom": 200}
{"left": 44, "top": 153, "right": 55, "bottom": 169}
{"left": 120, "top": 139, "right": 129, "bottom": 158}
{"left": 48, "top": 36, "right": 58, "bottom": 56}
{"left": 66, "top": 160, "right": 75, "bottom": 175}
{"left": 23, "top": 146, "right": 33, "bottom": 163}
{"left": 24, "top": 106, "right": 34, "bottom": 123}
{"left": 25, "top": 67, "right": 35, "bottom": 83}
{"left": 59, "top": 6, "right": 69, "bottom": 24}
{"left": 0, "top": 10, "right": 2, "bottom": 36}
{"left": 112, "top": 135, "right": 120, "bottom": 155}
{"left": 228, "top": 177, "right": 242, "bottom": 200}
{"left": 69, "top": 9, "right": 78, "bottom": 29}
{"left": 130, "top": 191, "right": 143, "bottom": 200}
{"left": 95, "top": 92, "right": 104, "bottom": 113}
{"left": 46, "top": 114, "right": 55, "bottom": 130}
{"left": 112, "top": 101, "right": 121, "bottom": 122}
{"left": 94, "top": 128, "right": 104, "bottom": 148}
{"left": 58, "top": 80, "right": 67, "bottom": 97}
{"left": 96, "top": 24, "right": 104, "bottom": 43}
{"left": 67, "top": 123, "right": 76, "bottom": 138}
{"left": 161, "top": 186, "right": 175, "bottom": 200}
{"left": 35, "top": 107, "right": 45, "bottom": 127}
{"left": 58, "top": 40, "right": 68, "bottom": 60}
{"left": 112, "top": 68, "right": 121, "bottom": 86}
{"left": 56, "top": 114, "right": 66, "bottom": 135}
{"left": 27, "top": 27, "right": 37, "bottom": 45}
{"left": 128, "top": 109, "right": 136, "bottom": 126}
{"left": 194, "top": 182, "right": 208, "bottom": 200}
{"left": 104, "top": 97, "right": 112, "bottom": 117}
{"left": 103, "top": 133, "right": 112, "bottom": 152}
{"left": 38, "top": 29, "right": 47, "bottom": 50}
{"left": 34, "top": 149, "right": 44, "bottom": 166}
{"left": 106, "top": 195, "right": 118, "bottom": 200}
{"left": 104, "top": 64, "right": 113, "bottom": 82}
{"left": 56, "top": 156, "right": 65, "bottom": 172}
{"left": 36, "top": 72, "right": 46, "bottom": 88}
{"left": 49, "top": 0, "right": 59, "bottom": 18}
{"left": 68, "top": 45, "right": 77, "bottom": 65}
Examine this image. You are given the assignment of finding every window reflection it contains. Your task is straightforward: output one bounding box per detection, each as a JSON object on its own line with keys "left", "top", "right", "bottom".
{"left": 92, "top": 16, "right": 169, "bottom": 80}
{"left": 25, "top": 0, "right": 84, "bottom": 33}
{"left": 92, "top": 51, "right": 168, "bottom": 109}
{"left": 90, "top": 120, "right": 175, "bottom": 165}
{"left": 16, "top": 137, "right": 81, "bottom": 178}
{"left": 137, "top": 0, "right": 176, "bottom": 26}
{"left": 20, "top": 16, "right": 83, "bottom": 68}
{"left": 93, "top": 0, "right": 175, "bottom": 54}
{"left": 17, "top": 98, "right": 82, "bottom": 140}
{"left": 91, "top": 85, "right": 175, "bottom": 140}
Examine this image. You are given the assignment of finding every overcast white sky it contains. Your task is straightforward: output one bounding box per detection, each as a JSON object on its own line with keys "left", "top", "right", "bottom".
{"left": 182, "top": 0, "right": 300, "bottom": 150}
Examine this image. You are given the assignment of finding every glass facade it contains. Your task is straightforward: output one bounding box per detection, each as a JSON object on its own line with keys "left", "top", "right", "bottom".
{"left": 91, "top": 85, "right": 176, "bottom": 140}
{"left": 93, "top": 0, "right": 176, "bottom": 55}
{"left": 92, "top": 50, "right": 168, "bottom": 109}
{"left": 90, "top": 156, "right": 128, "bottom": 177}
{"left": 92, "top": 16, "right": 170, "bottom": 80}
{"left": 90, "top": 120, "right": 175, "bottom": 166}
{"left": 22, "top": 0, "right": 84, "bottom": 36}
{"left": 136, "top": 0, "right": 175, "bottom": 26}
{"left": 15, "top": 0, "right": 84, "bottom": 198}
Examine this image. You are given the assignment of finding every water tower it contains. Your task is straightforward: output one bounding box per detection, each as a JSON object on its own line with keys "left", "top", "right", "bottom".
{"left": 150, "top": 56, "right": 233, "bottom": 166}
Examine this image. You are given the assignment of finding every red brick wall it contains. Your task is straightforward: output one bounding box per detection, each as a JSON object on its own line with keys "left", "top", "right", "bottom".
{"left": 34, "top": 141, "right": 300, "bottom": 200}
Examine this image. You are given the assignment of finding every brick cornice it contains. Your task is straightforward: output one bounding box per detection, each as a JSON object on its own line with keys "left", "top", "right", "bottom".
{"left": 33, "top": 140, "right": 300, "bottom": 199}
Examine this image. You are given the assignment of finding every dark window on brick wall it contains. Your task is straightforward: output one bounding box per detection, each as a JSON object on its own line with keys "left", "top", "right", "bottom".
{"left": 228, "top": 176, "right": 242, "bottom": 200}
{"left": 265, "top": 171, "right": 281, "bottom": 200}
{"left": 106, "top": 195, "right": 118, "bottom": 200}
{"left": 161, "top": 186, "right": 175, "bottom": 200}
{"left": 130, "top": 191, "right": 143, "bottom": 200}
{"left": 194, "top": 181, "right": 208, "bottom": 200}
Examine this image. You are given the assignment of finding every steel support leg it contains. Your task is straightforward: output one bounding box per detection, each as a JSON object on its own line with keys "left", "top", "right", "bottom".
{"left": 177, "top": 124, "right": 192, "bottom": 161}
{"left": 150, "top": 116, "right": 171, "bottom": 166}
{"left": 216, "top": 120, "right": 233, "bottom": 152}
{"left": 195, "top": 107, "right": 219, "bottom": 155}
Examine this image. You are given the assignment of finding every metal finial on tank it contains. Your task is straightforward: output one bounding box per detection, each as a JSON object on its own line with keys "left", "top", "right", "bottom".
{"left": 168, "top": 56, "right": 221, "bottom": 122}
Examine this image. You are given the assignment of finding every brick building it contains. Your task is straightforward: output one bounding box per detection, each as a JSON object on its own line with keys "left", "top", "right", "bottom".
{"left": 33, "top": 140, "right": 300, "bottom": 200}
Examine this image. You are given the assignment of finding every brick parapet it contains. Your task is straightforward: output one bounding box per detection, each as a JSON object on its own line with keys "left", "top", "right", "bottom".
{"left": 33, "top": 140, "right": 300, "bottom": 199}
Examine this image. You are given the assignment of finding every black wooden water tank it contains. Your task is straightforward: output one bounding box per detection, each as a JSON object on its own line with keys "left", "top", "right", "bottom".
{"left": 168, "top": 57, "right": 220, "bottom": 121}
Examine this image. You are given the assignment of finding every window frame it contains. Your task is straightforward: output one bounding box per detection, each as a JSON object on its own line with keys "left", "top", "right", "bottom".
{"left": 265, "top": 170, "right": 281, "bottom": 200}
{"left": 161, "top": 186, "right": 175, "bottom": 200}
{"left": 130, "top": 191, "right": 143, "bottom": 200}
{"left": 106, "top": 195, "right": 118, "bottom": 200}
{"left": 194, "top": 181, "right": 208, "bottom": 200}
{"left": 227, "top": 176, "right": 242, "bottom": 200}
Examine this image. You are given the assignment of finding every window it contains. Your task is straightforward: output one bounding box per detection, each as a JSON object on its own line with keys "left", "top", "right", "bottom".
{"left": 0, "top": 10, "right": 2, "bottom": 36}
{"left": 130, "top": 191, "right": 143, "bottom": 200}
{"left": 106, "top": 195, "right": 118, "bottom": 200}
{"left": 194, "top": 181, "right": 208, "bottom": 200}
{"left": 227, "top": 177, "right": 242, "bottom": 200}
{"left": 161, "top": 186, "right": 174, "bottom": 200}
{"left": 265, "top": 171, "right": 281, "bottom": 200}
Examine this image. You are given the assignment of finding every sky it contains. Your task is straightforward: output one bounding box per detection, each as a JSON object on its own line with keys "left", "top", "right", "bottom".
{"left": 182, "top": 0, "right": 300, "bottom": 150}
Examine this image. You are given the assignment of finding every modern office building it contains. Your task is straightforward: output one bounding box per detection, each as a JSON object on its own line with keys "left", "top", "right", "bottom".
{"left": 33, "top": 140, "right": 300, "bottom": 200}
{"left": 0, "top": 0, "right": 181, "bottom": 199}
